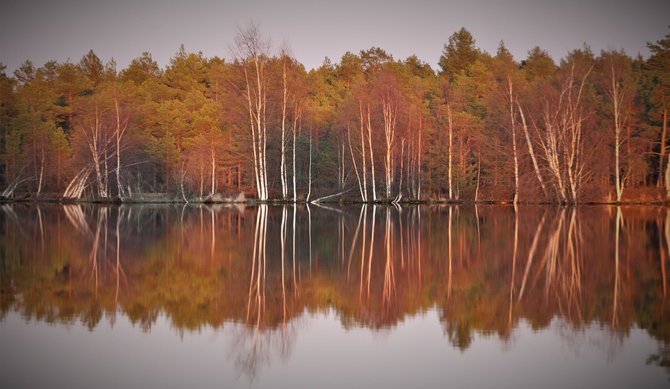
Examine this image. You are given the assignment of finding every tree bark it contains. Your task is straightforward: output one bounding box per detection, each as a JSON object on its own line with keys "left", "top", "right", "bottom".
{"left": 516, "top": 102, "right": 548, "bottom": 199}
{"left": 348, "top": 124, "right": 364, "bottom": 201}
{"left": 366, "top": 103, "right": 377, "bottom": 201}
{"left": 359, "top": 101, "right": 368, "bottom": 201}
{"left": 508, "top": 78, "right": 519, "bottom": 204}
{"left": 280, "top": 58, "right": 288, "bottom": 199}
{"left": 114, "top": 96, "right": 125, "bottom": 198}
{"left": 447, "top": 103, "right": 454, "bottom": 200}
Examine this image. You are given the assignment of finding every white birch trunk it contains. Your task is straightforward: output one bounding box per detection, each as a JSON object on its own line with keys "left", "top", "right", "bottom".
{"left": 516, "top": 102, "right": 548, "bottom": 198}
{"left": 306, "top": 127, "right": 313, "bottom": 202}
{"left": 210, "top": 145, "right": 216, "bottom": 196}
{"left": 359, "top": 102, "right": 368, "bottom": 201}
{"left": 348, "top": 124, "right": 364, "bottom": 201}
{"left": 114, "top": 96, "right": 125, "bottom": 198}
{"left": 366, "top": 104, "right": 377, "bottom": 201}
{"left": 508, "top": 78, "right": 519, "bottom": 204}
{"left": 280, "top": 59, "right": 288, "bottom": 199}
{"left": 447, "top": 104, "right": 454, "bottom": 200}
{"left": 611, "top": 63, "right": 625, "bottom": 202}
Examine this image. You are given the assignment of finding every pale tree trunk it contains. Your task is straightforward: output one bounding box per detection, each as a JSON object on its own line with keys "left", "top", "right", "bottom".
{"left": 348, "top": 124, "right": 365, "bottom": 201}
{"left": 658, "top": 108, "right": 667, "bottom": 187}
{"left": 508, "top": 78, "right": 519, "bottom": 204}
{"left": 660, "top": 109, "right": 670, "bottom": 198}
{"left": 563, "top": 64, "right": 591, "bottom": 203}
{"left": 359, "top": 102, "right": 368, "bottom": 201}
{"left": 475, "top": 153, "right": 481, "bottom": 202}
{"left": 417, "top": 112, "right": 422, "bottom": 201}
{"left": 306, "top": 127, "right": 313, "bottom": 202}
{"left": 397, "top": 138, "right": 405, "bottom": 202}
{"left": 210, "top": 145, "right": 216, "bottom": 196}
{"left": 238, "top": 29, "right": 269, "bottom": 201}
{"left": 382, "top": 96, "right": 397, "bottom": 199}
{"left": 280, "top": 59, "right": 288, "bottom": 199}
{"left": 447, "top": 103, "right": 454, "bottom": 200}
{"left": 245, "top": 67, "right": 261, "bottom": 200}
{"left": 253, "top": 53, "right": 268, "bottom": 200}
{"left": 90, "top": 103, "right": 108, "bottom": 198}
{"left": 665, "top": 124, "right": 670, "bottom": 198}
{"left": 611, "top": 62, "right": 625, "bottom": 202}
{"left": 292, "top": 107, "right": 300, "bottom": 202}
{"left": 366, "top": 103, "right": 377, "bottom": 201}
{"left": 32, "top": 116, "right": 44, "bottom": 197}
{"left": 199, "top": 161, "right": 204, "bottom": 198}
{"left": 36, "top": 150, "right": 44, "bottom": 196}
{"left": 179, "top": 161, "right": 188, "bottom": 202}
{"left": 114, "top": 96, "right": 126, "bottom": 198}
{"left": 341, "top": 138, "right": 346, "bottom": 189}
{"left": 103, "top": 138, "right": 109, "bottom": 197}
{"left": 517, "top": 102, "right": 548, "bottom": 199}
{"left": 538, "top": 109, "right": 567, "bottom": 203}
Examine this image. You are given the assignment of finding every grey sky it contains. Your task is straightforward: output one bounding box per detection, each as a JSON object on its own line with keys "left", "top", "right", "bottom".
{"left": 1, "top": 0, "right": 668, "bottom": 73}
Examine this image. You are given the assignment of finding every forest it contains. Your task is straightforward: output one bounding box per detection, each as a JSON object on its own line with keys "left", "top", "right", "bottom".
{"left": 0, "top": 25, "right": 669, "bottom": 204}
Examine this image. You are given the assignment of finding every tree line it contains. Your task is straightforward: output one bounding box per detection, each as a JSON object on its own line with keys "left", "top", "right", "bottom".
{"left": 0, "top": 25, "right": 669, "bottom": 203}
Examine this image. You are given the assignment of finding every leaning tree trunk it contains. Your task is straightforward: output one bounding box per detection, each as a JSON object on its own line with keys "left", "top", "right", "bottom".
{"left": 517, "top": 102, "right": 548, "bottom": 199}
{"left": 659, "top": 109, "right": 668, "bottom": 187}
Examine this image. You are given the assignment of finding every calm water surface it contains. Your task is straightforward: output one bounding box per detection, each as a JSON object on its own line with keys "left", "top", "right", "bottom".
{"left": 0, "top": 204, "right": 668, "bottom": 388}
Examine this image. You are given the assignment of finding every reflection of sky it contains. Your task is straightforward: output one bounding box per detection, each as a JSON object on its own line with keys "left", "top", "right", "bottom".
{"left": 0, "top": 309, "right": 665, "bottom": 388}
{"left": 1, "top": 0, "right": 669, "bottom": 73}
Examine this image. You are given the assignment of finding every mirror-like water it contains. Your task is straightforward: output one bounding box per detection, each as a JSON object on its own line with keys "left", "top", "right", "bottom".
{"left": 0, "top": 204, "right": 668, "bottom": 388}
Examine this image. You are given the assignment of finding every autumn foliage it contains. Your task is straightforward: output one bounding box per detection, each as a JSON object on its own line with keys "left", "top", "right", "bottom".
{"left": 1, "top": 27, "right": 669, "bottom": 203}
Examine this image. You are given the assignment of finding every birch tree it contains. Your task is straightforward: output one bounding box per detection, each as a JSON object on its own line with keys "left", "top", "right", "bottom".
{"left": 234, "top": 23, "right": 271, "bottom": 201}
{"left": 598, "top": 50, "right": 634, "bottom": 202}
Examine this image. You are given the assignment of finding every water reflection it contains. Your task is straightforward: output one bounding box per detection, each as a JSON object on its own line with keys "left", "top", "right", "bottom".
{"left": 0, "top": 204, "right": 669, "bottom": 381}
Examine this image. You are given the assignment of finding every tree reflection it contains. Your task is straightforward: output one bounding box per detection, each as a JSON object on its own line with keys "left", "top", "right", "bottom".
{"left": 0, "top": 204, "right": 668, "bottom": 378}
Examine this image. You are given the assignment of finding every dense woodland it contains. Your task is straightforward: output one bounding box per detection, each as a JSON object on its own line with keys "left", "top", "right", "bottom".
{"left": 1, "top": 25, "right": 669, "bottom": 203}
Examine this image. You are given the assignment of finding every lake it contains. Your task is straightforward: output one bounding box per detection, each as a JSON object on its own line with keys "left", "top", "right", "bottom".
{"left": 0, "top": 204, "right": 668, "bottom": 388}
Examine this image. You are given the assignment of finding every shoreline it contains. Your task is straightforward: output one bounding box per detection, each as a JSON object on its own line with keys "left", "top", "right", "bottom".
{"left": 1, "top": 196, "right": 669, "bottom": 206}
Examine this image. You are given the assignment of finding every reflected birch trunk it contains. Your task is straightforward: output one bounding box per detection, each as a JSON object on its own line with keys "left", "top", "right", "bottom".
{"left": 664, "top": 210, "right": 669, "bottom": 298}
{"left": 37, "top": 206, "right": 44, "bottom": 258}
{"left": 114, "top": 207, "right": 128, "bottom": 308}
{"left": 366, "top": 206, "right": 377, "bottom": 299}
{"left": 280, "top": 206, "right": 287, "bottom": 322}
{"left": 518, "top": 213, "right": 546, "bottom": 302}
{"left": 64, "top": 204, "right": 90, "bottom": 236}
{"left": 247, "top": 205, "right": 268, "bottom": 326}
{"left": 359, "top": 205, "right": 369, "bottom": 300}
{"left": 509, "top": 204, "right": 519, "bottom": 325}
{"left": 292, "top": 205, "right": 298, "bottom": 296}
{"left": 89, "top": 208, "right": 107, "bottom": 296}
{"left": 347, "top": 205, "right": 365, "bottom": 280}
{"left": 307, "top": 203, "right": 312, "bottom": 276}
{"left": 541, "top": 209, "right": 566, "bottom": 298}
{"left": 565, "top": 208, "right": 583, "bottom": 321}
{"left": 210, "top": 206, "right": 216, "bottom": 265}
{"left": 382, "top": 207, "right": 396, "bottom": 307}
{"left": 448, "top": 205, "right": 453, "bottom": 301}
{"left": 612, "top": 207, "right": 622, "bottom": 327}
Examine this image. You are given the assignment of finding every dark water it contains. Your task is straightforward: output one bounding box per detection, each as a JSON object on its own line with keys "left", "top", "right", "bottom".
{"left": 0, "top": 204, "right": 668, "bottom": 388}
